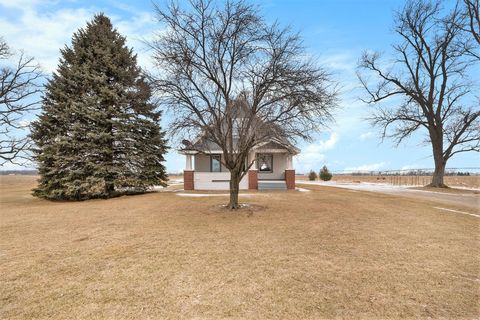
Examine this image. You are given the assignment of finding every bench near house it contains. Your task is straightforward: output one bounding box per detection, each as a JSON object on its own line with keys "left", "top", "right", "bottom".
{"left": 180, "top": 140, "right": 298, "bottom": 191}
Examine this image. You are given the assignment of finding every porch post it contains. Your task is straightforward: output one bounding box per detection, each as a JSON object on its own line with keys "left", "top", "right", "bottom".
{"left": 184, "top": 154, "right": 194, "bottom": 190}
{"left": 248, "top": 152, "right": 258, "bottom": 190}
{"left": 285, "top": 154, "right": 295, "bottom": 190}
{"left": 286, "top": 154, "right": 293, "bottom": 170}
{"left": 185, "top": 154, "right": 193, "bottom": 171}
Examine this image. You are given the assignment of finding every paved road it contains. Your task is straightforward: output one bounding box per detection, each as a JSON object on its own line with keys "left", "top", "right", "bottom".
{"left": 298, "top": 181, "right": 480, "bottom": 212}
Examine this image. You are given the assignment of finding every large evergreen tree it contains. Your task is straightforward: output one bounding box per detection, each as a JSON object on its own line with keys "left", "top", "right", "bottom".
{"left": 31, "top": 14, "right": 168, "bottom": 200}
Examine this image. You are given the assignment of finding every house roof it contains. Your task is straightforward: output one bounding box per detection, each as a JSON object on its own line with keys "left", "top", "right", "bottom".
{"left": 179, "top": 136, "right": 299, "bottom": 155}
{"left": 179, "top": 98, "right": 300, "bottom": 155}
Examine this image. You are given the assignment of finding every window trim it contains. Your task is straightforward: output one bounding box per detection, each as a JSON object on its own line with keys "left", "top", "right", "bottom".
{"left": 257, "top": 153, "right": 273, "bottom": 173}
{"left": 210, "top": 154, "right": 222, "bottom": 172}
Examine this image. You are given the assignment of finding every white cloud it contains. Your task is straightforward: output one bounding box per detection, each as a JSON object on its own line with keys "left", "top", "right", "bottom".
{"left": 294, "top": 132, "right": 338, "bottom": 172}
{"left": 330, "top": 96, "right": 370, "bottom": 136}
{"left": 0, "top": 0, "right": 44, "bottom": 10}
{"left": 0, "top": 1, "right": 158, "bottom": 74}
{"left": 319, "top": 52, "right": 355, "bottom": 72}
{"left": 400, "top": 164, "right": 422, "bottom": 171}
{"left": 0, "top": 5, "right": 94, "bottom": 73}
{"left": 344, "top": 161, "right": 387, "bottom": 172}
{"left": 17, "top": 120, "right": 31, "bottom": 127}
{"left": 0, "top": 1, "right": 163, "bottom": 171}
{"left": 112, "top": 12, "right": 158, "bottom": 70}
{"left": 316, "top": 132, "right": 338, "bottom": 150}
{"left": 359, "top": 131, "right": 374, "bottom": 140}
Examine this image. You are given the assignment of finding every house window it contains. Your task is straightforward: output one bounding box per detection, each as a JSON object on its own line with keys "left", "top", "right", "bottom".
{"left": 210, "top": 154, "right": 221, "bottom": 172}
{"left": 257, "top": 154, "right": 273, "bottom": 173}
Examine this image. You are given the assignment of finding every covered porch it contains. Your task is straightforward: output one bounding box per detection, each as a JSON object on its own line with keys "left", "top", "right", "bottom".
{"left": 181, "top": 149, "right": 296, "bottom": 191}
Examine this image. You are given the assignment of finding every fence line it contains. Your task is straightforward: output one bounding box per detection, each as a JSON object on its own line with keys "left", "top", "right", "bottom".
{"left": 324, "top": 167, "right": 480, "bottom": 187}
{"left": 331, "top": 167, "right": 480, "bottom": 176}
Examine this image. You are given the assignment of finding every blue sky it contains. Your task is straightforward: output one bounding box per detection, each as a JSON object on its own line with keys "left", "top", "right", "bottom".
{"left": 1, "top": 0, "right": 478, "bottom": 173}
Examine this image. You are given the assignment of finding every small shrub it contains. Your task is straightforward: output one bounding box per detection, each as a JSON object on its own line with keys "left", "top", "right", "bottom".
{"left": 308, "top": 170, "right": 317, "bottom": 181}
{"left": 319, "top": 165, "right": 332, "bottom": 181}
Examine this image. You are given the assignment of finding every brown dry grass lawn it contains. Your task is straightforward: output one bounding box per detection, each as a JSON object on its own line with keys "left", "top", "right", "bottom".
{"left": 1, "top": 176, "right": 479, "bottom": 319}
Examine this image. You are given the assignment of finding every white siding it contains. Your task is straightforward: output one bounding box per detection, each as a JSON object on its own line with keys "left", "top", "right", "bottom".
{"left": 191, "top": 150, "right": 290, "bottom": 189}
{"left": 194, "top": 172, "right": 249, "bottom": 190}
{"left": 194, "top": 154, "right": 228, "bottom": 172}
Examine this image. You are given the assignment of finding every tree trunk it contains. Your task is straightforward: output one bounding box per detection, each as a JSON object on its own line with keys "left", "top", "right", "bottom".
{"left": 429, "top": 133, "right": 447, "bottom": 188}
{"left": 105, "top": 180, "right": 115, "bottom": 194}
{"left": 430, "top": 157, "right": 446, "bottom": 187}
{"left": 104, "top": 122, "right": 115, "bottom": 195}
{"left": 227, "top": 171, "right": 241, "bottom": 209}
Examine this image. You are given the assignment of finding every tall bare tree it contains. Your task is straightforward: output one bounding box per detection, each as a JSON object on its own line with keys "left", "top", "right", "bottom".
{"left": 358, "top": 0, "right": 480, "bottom": 187}
{"left": 149, "top": 0, "right": 336, "bottom": 208}
{"left": 0, "top": 37, "right": 42, "bottom": 165}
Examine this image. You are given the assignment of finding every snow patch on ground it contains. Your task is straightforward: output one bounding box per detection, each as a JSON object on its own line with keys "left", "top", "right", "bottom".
{"left": 296, "top": 187, "right": 311, "bottom": 192}
{"left": 299, "top": 180, "right": 480, "bottom": 193}
{"left": 176, "top": 187, "right": 311, "bottom": 196}
{"left": 298, "top": 180, "right": 413, "bottom": 193}
{"left": 298, "top": 180, "right": 480, "bottom": 195}
{"left": 176, "top": 193, "right": 257, "bottom": 197}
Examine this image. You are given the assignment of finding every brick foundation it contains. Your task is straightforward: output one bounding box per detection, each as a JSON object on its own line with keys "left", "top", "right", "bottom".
{"left": 248, "top": 170, "right": 258, "bottom": 190}
{"left": 285, "top": 169, "right": 295, "bottom": 190}
{"left": 184, "top": 170, "right": 194, "bottom": 190}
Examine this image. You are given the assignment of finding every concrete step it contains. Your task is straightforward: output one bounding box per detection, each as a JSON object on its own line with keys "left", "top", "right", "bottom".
{"left": 258, "top": 180, "right": 287, "bottom": 190}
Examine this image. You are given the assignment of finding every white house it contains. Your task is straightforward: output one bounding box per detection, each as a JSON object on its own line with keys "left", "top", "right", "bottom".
{"left": 180, "top": 139, "right": 298, "bottom": 191}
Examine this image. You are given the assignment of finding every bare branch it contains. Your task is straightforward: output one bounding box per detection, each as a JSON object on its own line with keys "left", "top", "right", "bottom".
{"left": 147, "top": 0, "right": 336, "bottom": 207}
{"left": 464, "top": 0, "right": 480, "bottom": 57}
{"left": 357, "top": 0, "right": 478, "bottom": 187}
{"left": 148, "top": 1, "right": 336, "bottom": 167}
{"left": 0, "top": 37, "right": 43, "bottom": 165}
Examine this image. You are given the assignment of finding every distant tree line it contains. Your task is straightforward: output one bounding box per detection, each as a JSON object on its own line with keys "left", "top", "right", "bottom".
{"left": 338, "top": 169, "right": 478, "bottom": 176}
{"left": 0, "top": 170, "right": 38, "bottom": 176}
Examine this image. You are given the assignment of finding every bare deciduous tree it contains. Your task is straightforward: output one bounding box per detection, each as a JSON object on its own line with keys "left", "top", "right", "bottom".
{"left": 454, "top": 0, "right": 480, "bottom": 59}
{"left": 149, "top": 0, "right": 336, "bottom": 208}
{"left": 464, "top": 0, "right": 480, "bottom": 48}
{"left": 0, "top": 37, "right": 42, "bottom": 165}
{"left": 357, "top": 0, "right": 479, "bottom": 187}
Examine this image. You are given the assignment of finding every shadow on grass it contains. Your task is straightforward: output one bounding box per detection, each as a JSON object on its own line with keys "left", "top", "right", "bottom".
{"left": 31, "top": 189, "right": 155, "bottom": 202}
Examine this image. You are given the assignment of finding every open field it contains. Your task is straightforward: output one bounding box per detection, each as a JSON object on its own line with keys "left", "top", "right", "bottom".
{"left": 298, "top": 180, "right": 480, "bottom": 210}
{"left": 1, "top": 176, "right": 479, "bottom": 319}
{"left": 298, "top": 174, "right": 480, "bottom": 189}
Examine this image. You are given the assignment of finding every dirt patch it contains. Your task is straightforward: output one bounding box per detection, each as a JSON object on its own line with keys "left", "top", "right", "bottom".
{"left": 209, "top": 203, "right": 267, "bottom": 215}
